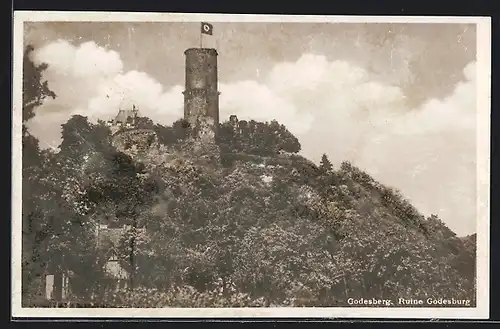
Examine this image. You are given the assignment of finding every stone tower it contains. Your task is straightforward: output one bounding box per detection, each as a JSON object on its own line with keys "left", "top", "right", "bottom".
{"left": 182, "top": 48, "right": 220, "bottom": 136}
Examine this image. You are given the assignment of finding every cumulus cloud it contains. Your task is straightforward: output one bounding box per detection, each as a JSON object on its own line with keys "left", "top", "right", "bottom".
{"left": 390, "top": 61, "right": 476, "bottom": 136}
{"left": 27, "top": 40, "right": 477, "bottom": 235}
{"left": 35, "top": 39, "right": 124, "bottom": 78}
{"left": 219, "top": 80, "right": 314, "bottom": 135}
{"left": 28, "top": 40, "right": 184, "bottom": 148}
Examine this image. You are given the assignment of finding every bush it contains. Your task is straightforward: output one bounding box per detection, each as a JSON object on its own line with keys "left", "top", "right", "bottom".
{"left": 217, "top": 117, "right": 301, "bottom": 156}
{"left": 105, "top": 285, "right": 269, "bottom": 308}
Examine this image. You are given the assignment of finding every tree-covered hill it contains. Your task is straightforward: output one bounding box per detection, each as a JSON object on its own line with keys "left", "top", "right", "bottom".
{"left": 21, "top": 46, "right": 476, "bottom": 307}
{"left": 22, "top": 112, "right": 476, "bottom": 307}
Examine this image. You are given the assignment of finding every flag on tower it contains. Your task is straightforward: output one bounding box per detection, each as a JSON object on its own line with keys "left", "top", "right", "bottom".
{"left": 201, "top": 22, "right": 213, "bottom": 35}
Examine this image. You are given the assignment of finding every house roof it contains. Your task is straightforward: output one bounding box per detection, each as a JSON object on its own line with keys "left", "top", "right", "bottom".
{"left": 98, "top": 227, "right": 124, "bottom": 250}
{"left": 97, "top": 225, "right": 147, "bottom": 279}
{"left": 114, "top": 106, "right": 139, "bottom": 124}
{"left": 114, "top": 109, "right": 132, "bottom": 123}
{"left": 97, "top": 227, "right": 130, "bottom": 279}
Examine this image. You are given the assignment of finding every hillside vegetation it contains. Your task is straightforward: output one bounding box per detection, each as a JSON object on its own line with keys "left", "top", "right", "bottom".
{"left": 21, "top": 46, "right": 476, "bottom": 307}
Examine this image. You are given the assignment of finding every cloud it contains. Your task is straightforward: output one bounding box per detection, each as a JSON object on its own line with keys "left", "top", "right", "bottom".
{"left": 28, "top": 40, "right": 184, "bottom": 148}
{"left": 389, "top": 61, "right": 476, "bottom": 136}
{"left": 27, "top": 40, "right": 477, "bottom": 235}
{"left": 219, "top": 80, "right": 314, "bottom": 135}
{"left": 34, "top": 39, "right": 124, "bottom": 78}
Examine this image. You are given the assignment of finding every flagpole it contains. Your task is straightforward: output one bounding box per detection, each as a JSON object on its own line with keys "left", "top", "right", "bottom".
{"left": 200, "top": 29, "right": 203, "bottom": 48}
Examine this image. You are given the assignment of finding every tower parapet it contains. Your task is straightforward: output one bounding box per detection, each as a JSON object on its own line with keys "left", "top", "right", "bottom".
{"left": 182, "top": 48, "right": 220, "bottom": 134}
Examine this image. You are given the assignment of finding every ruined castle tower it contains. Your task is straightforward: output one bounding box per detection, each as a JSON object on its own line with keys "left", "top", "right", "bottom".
{"left": 182, "top": 48, "right": 220, "bottom": 136}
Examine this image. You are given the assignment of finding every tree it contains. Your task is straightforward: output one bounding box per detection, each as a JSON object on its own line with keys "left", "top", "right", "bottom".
{"left": 135, "top": 116, "right": 155, "bottom": 130}
{"left": 21, "top": 50, "right": 113, "bottom": 303}
{"left": 59, "top": 115, "right": 95, "bottom": 156}
{"left": 319, "top": 154, "right": 333, "bottom": 173}
{"left": 216, "top": 117, "right": 301, "bottom": 157}
{"left": 172, "top": 119, "right": 192, "bottom": 140}
{"left": 21, "top": 45, "right": 58, "bottom": 304}
{"left": 275, "top": 122, "right": 301, "bottom": 154}
{"left": 22, "top": 45, "right": 56, "bottom": 123}
{"left": 22, "top": 45, "right": 57, "bottom": 168}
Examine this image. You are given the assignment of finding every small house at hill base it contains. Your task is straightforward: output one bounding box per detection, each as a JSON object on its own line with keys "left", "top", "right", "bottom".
{"left": 44, "top": 224, "right": 146, "bottom": 301}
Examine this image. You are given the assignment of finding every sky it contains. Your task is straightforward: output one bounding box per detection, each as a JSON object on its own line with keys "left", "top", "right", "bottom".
{"left": 22, "top": 20, "right": 477, "bottom": 236}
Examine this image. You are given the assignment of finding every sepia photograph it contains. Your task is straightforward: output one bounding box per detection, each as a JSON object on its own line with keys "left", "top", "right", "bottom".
{"left": 12, "top": 12, "right": 491, "bottom": 318}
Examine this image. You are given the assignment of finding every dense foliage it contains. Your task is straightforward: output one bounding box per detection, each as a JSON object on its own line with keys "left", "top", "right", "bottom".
{"left": 22, "top": 47, "right": 100, "bottom": 305}
{"left": 21, "top": 46, "right": 476, "bottom": 307}
{"left": 22, "top": 45, "right": 56, "bottom": 123}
